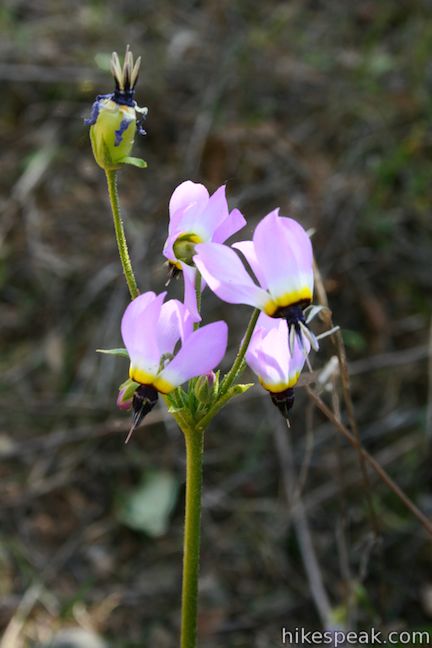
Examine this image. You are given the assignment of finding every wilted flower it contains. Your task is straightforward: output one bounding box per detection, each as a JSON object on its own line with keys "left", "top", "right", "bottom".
{"left": 85, "top": 47, "right": 147, "bottom": 170}
{"left": 194, "top": 210, "right": 318, "bottom": 351}
{"left": 245, "top": 313, "right": 310, "bottom": 417}
{"left": 121, "top": 291, "right": 228, "bottom": 434}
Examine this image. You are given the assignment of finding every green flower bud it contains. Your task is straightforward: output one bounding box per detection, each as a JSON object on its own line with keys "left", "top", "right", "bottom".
{"left": 194, "top": 371, "right": 218, "bottom": 404}
{"left": 117, "top": 378, "right": 140, "bottom": 410}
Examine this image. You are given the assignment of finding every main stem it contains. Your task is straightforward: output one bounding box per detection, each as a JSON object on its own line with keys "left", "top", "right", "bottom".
{"left": 180, "top": 427, "right": 204, "bottom": 648}
{"left": 105, "top": 169, "right": 139, "bottom": 300}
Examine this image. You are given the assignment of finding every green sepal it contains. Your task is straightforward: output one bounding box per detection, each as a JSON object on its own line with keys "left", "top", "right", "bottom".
{"left": 168, "top": 406, "right": 195, "bottom": 429}
{"left": 225, "top": 383, "right": 254, "bottom": 398}
{"left": 122, "top": 156, "right": 148, "bottom": 168}
{"left": 118, "top": 378, "right": 140, "bottom": 401}
{"left": 194, "top": 372, "right": 219, "bottom": 405}
{"left": 96, "top": 347, "right": 129, "bottom": 358}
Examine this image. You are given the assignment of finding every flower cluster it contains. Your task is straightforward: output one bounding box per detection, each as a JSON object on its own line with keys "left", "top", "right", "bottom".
{"left": 87, "top": 54, "right": 320, "bottom": 433}
{"left": 107, "top": 180, "right": 318, "bottom": 433}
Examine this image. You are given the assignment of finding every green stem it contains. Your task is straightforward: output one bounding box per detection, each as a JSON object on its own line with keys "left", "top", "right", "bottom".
{"left": 219, "top": 308, "right": 260, "bottom": 396}
{"left": 180, "top": 427, "right": 204, "bottom": 648}
{"left": 105, "top": 169, "right": 139, "bottom": 300}
{"left": 193, "top": 271, "right": 202, "bottom": 331}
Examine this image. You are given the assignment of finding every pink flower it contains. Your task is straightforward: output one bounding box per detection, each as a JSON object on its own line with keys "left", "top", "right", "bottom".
{"left": 246, "top": 314, "right": 310, "bottom": 392}
{"left": 163, "top": 181, "right": 246, "bottom": 321}
{"left": 194, "top": 209, "right": 313, "bottom": 314}
{"left": 163, "top": 181, "right": 246, "bottom": 267}
{"left": 245, "top": 313, "right": 310, "bottom": 416}
{"left": 193, "top": 209, "right": 317, "bottom": 350}
{"left": 121, "top": 291, "right": 228, "bottom": 395}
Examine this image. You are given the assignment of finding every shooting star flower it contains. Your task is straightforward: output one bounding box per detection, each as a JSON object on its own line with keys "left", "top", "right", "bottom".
{"left": 85, "top": 46, "right": 148, "bottom": 170}
{"left": 163, "top": 181, "right": 246, "bottom": 267}
{"left": 163, "top": 181, "right": 245, "bottom": 319}
{"left": 245, "top": 313, "right": 310, "bottom": 417}
{"left": 121, "top": 291, "right": 228, "bottom": 437}
{"left": 194, "top": 209, "right": 318, "bottom": 351}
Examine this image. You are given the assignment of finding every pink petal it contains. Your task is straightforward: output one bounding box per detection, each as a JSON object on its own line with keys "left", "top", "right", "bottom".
{"left": 232, "top": 240, "right": 268, "bottom": 288}
{"left": 198, "top": 185, "right": 229, "bottom": 237}
{"left": 171, "top": 185, "right": 229, "bottom": 242}
{"left": 253, "top": 210, "right": 314, "bottom": 305}
{"left": 246, "top": 319, "right": 310, "bottom": 391}
{"left": 279, "top": 217, "right": 314, "bottom": 270}
{"left": 181, "top": 262, "right": 202, "bottom": 323}
{"left": 213, "top": 207, "right": 247, "bottom": 244}
{"left": 169, "top": 180, "right": 209, "bottom": 222}
{"left": 246, "top": 323, "right": 288, "bottom": 387}
{"left": 194, "top": 242, "right": 269, "bottom": 309}
{"left": 254, "top": 311, "right": 280, "bottom": 331}
{"left": 121, "top": 292, "right": 166, "bottom": 377}
{"left": 154, "top": 321, "right": 228, "bottom": 391}
{"left": 162, "top": 233, "right": 177, "bottom": 262}
{"left": 157, "top": 299, "right": 193, "bottom": 356}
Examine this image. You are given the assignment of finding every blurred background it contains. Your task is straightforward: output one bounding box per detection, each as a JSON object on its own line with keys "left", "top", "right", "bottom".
{"left": 1, "top": 0, "right": 432, "bottom": 646}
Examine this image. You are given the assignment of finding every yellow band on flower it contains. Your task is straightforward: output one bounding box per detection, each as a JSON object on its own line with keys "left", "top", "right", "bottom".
{"left": 129, "top": 366, "right": 157, "bottom": 385}
{"left": 153, "top": 375, "right": 176, "bottom": 394}
{"left": 259, "top": 372, "right": 300, "bottom": 393}
{"left": 263, "top": 287, "right": 313, "bottom": 316}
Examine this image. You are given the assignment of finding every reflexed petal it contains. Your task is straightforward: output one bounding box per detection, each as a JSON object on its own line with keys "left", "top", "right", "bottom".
{"left": 120, "top": 291, "right": 156, "bottom": 350}
{"left": 181, "top": 262, "right": 201, "bottom": 323}
{"left": 157, "top": 299, "right": 193, "bottom": 356}
{"left": 246, "top": 323, "right": 289, "bottom": 387}
{"left": 253, "top": 210, "right": 314, "bottom": 305}
{"left": 167, "top": 203, "right": 199, "bottom": 240}
{"left": 197, "top": 185, "right": 229, "bottom": 237}
{"left": 213, "top": 208, "right": 246, "bottom": 244}
{"left": 232, "top": 240, "right": 267, "bottom": 288}
{"left": 279, "top": 217, "right": 314, "bottom": 270}
{"left": 154, "top": 321, "right": 228, "bottom": 392}
{"left": 162, "top": 233, "right": 177, "bottom": 262}
{"left": 172, "top": 185, "right": 228, "bottom": 242}
{"left": 194, "top": 242, "right": 269, "bottom": 309}
{"left": 121, "top": 292, "right": 166, "bottom": 379}
{"left": 246, "top": 318, "right": 310, "bottom": 392}
{"left": 255, "top": 311, "right": 281, "bottom": 331}
{"left": 169, "top": 180, "right": 209, "bottom": 223}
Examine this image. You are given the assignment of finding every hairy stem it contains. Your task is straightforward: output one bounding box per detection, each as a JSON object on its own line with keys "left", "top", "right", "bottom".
{"left": 180, "top": 427, "right": 204, "bottom": 648}
{"left": 105, "top": 169, "right": 139, "bottom": 300}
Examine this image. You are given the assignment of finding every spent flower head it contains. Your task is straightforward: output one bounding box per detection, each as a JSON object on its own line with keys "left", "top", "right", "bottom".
{"left": 85, "top": 46, "right": 148, "bottom": 171}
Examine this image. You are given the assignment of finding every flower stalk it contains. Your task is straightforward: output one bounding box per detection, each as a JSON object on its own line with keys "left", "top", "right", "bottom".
{"left": 219, "top": 308, "right": 260, "bottom": 396}
{"left": 180, "top": 425, "right": 205, "bottom": 648}
{"left": 194, "top": 271, "right": 202, "bottom": 330}
{"left": 105, "top": 169, "right": 139, "bottom": 300}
